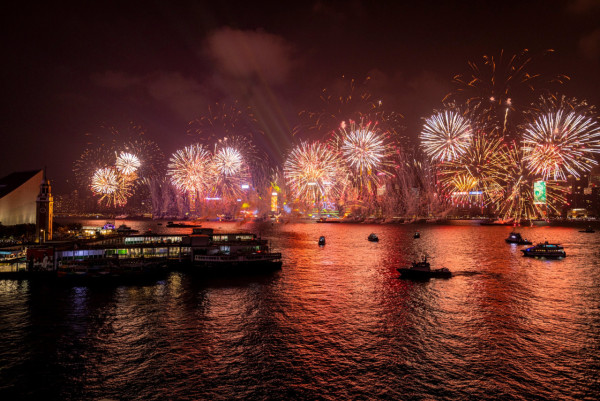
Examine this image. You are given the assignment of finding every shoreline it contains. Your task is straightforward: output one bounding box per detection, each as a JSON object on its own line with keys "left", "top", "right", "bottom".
{"left": 54, "top": 216, "right": 600, "bottom": 227}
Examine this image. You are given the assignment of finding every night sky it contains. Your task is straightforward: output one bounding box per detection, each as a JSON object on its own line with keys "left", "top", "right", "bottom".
{"left": 2, "top": 0, "right": 599, "bottom": 192}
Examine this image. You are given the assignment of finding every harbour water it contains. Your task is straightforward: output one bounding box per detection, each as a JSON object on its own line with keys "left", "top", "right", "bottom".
{"left": 1, "top": 221, "right": 599, "bottom": 400}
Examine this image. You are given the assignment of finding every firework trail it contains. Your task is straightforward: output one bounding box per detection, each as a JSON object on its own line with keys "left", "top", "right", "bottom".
{"left": 444, "top": 49, "right": 568, "bottom": 135}
{"left": 188, "top": 101, "right": 263, "bottom": 142}
{"left": 297, "top": 76, "right": 404, "bottom": 143}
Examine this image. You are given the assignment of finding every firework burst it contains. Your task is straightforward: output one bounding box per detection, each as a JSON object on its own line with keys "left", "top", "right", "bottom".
{"left": 438, "top": 135, "right": 505, "bottom": 206}
{"left": 332, "top": 120, "right": 395, "bottom": 197}
{"left": 90, "top": 167, "right": 132, "bottom": 207}
{"left": 522, "top": 103, "right": 600, "bottom": 181}
{"left": 421, "top": 110, "right": 474, "bottom": 162}
{"left": 210, "top": 136, "right": 257, "bottom": 199}
{"left": 496, "top": 143, "right": 567, "bottom": 221}
{"left": 121, "top": 139, "right": 164, "bottom": 180}
{"left": 284, "top": 141, "right": 347, "bottom": 204}
{"left": 91, "top": 168, "right": 118, "bottom": 194}
{"left": 167, "top": 144, "right": 214, "bottom": 195}
{"left": 214, "top": 147, "right": 243, "bottom": 176}
{"left": 73, "top": 147, "right": 115, "bottom": 188}
{"left": 116, "top": 152, "right": 141, "bottom": 176}
{"left": 74, "top": 123, "right": 165, "bottom": 208}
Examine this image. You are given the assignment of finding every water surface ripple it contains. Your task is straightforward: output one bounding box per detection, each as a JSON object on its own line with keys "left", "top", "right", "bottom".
{"left": 1, "top": 222, "right": 599, "bottom": 400}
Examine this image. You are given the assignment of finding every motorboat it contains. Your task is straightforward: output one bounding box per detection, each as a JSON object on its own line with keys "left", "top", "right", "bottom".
{"left": 521, "top": 242, "right": 566, "bottom": 258}
{"left": 318, "top": 236, "right": 326, "bottom": 246}
{"left": 480, "top": 219, "right": 513, "bottom": 226}
{"left": 505, "top": 232, "right": 532, "bottom": 245}
{"left": 316, "top": 217, "right": 341, "bottom": 223}
{"left": 167, "top": 221, "right": 202, "bottom": 228}
{"left": 116, "top": 224, "right": 139, "bottom": 234}
{"left": 368, "top": 233, "right": 379, "bottom": 242}
{"left": 579, "top": 226, "right": 595, "bottom": 233}
{"left": 397, "top": 256, "right": 451, "bottom": 279}
{"left": 414, "top": 232, "right": 420, "bottom": 239}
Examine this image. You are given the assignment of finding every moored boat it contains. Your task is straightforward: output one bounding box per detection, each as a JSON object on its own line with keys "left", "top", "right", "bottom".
{"left": 26, "top": 228, "right": 283, "bottom": 280}
{"left": 521, "top": 242, "right": 566, "bottom": 258}
{"left": 318, "top": 236, "right": 326, "bottom": 246}
{"left": 414, "top": 232, "right": 420, "bottom": 239}
{"left": 187, "top": 229, "right": 282, "bottom": 274}
{"left": 368, "top": 233, "right": 379, "bottom": 242}
{"left": 579, "top": 226, "right": 595, "bottom": 233}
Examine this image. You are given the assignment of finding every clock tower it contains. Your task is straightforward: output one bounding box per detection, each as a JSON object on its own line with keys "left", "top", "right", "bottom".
{"left": 36, "top": 168, "right": 53, "bottom": 242}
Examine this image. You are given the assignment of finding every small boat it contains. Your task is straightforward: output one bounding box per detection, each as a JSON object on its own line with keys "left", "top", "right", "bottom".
{"left": 521, "top": 242, "right": 566, "bottom": 258}
{"left": 579, "top": 226, "right": 595, "bottom": 233}
{"left": 166, "top": 221, "right": 202, "bottom": 228}
{"left": 116, "top": 224, "right": 139, "bottom": 234}
{"left": 368, "top": 233, "right": 379, "bottom": 242}
{"left": 505, "top": 231, "right": 532, "bottom": 245}
{"left": 480, "top": 219, "right": 513, "bottom": 226}
{"left": 414, "top": 232, "right": 420, "bottom": 239}
{"left": 316, "top": 217, "right": 341, "bottom": 223}
{"left": 397, "top": 257, "right": 451, "bottom": 279}
{"left": 318, "top": 236, "right": 326, "bottom": 246}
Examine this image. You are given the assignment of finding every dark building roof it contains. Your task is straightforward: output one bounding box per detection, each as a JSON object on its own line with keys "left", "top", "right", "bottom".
{"left": 0, "top": 170, "right": 42, "bottom": 199}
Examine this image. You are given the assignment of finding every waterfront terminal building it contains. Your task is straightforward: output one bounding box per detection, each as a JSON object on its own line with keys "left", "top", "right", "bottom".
{"left": 0, "top": 170, "right": 44, "bottom": 226}
{"left": 0, "top": 169, "right": 53, "bottom": 241}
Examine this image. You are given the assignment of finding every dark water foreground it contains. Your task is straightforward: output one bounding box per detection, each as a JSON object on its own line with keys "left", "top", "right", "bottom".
{"left": 1, "top": 222, "right": 600, "bottom": 400}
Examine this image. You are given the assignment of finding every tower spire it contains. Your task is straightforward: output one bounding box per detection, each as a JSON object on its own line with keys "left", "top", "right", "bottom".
{"left": 36, "top": 168, "right": 53, "bottom": 242}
